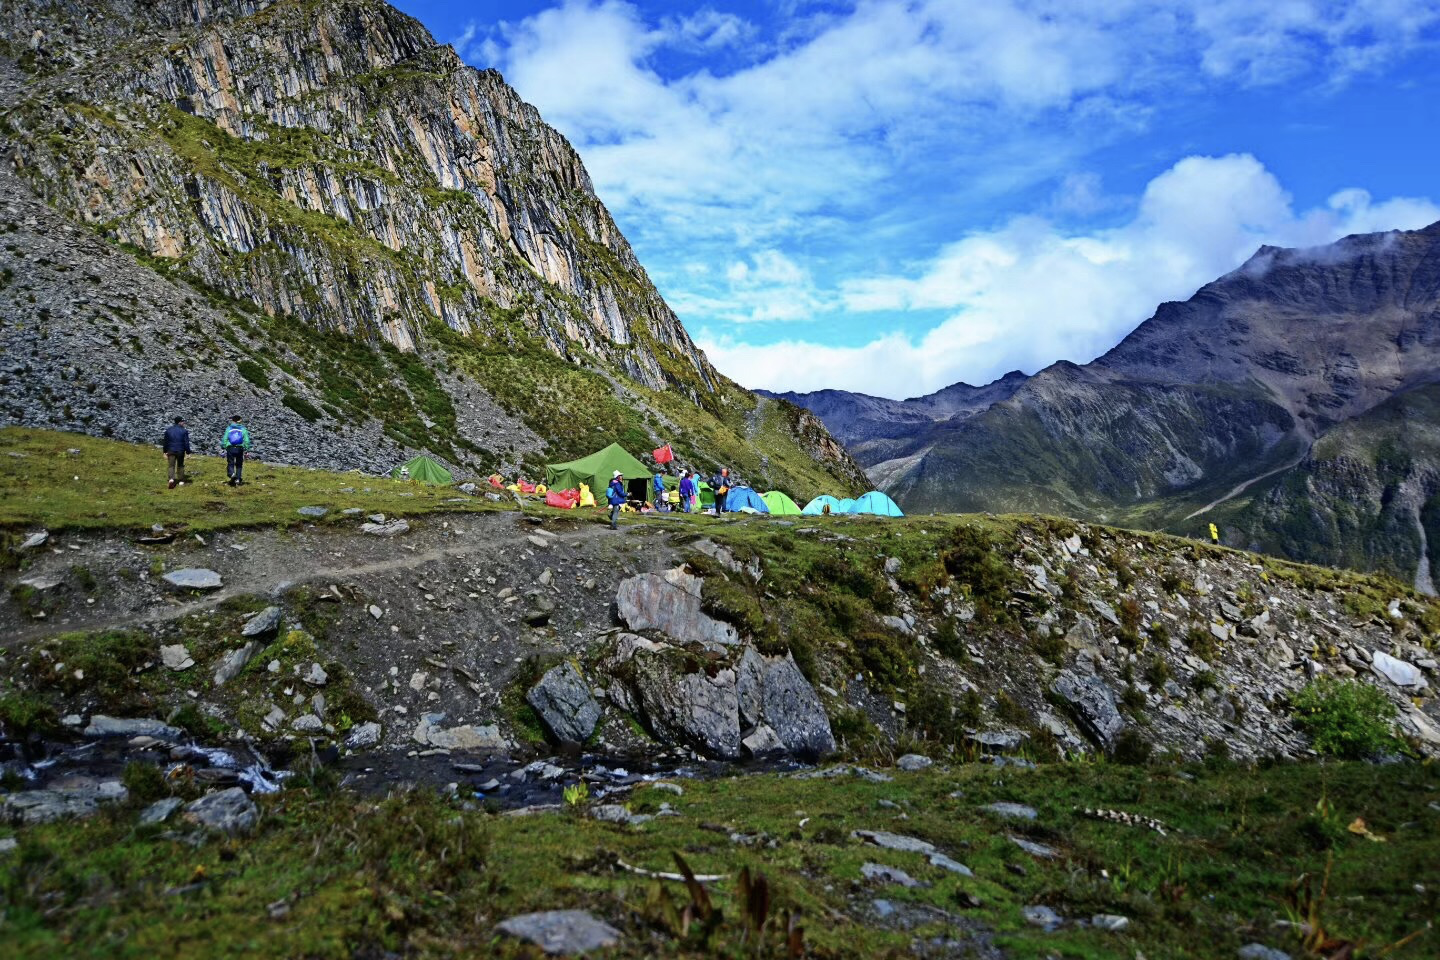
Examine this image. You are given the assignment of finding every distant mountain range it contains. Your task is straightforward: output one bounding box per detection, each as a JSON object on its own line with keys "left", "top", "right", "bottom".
{"left": 767, "top": 224, "right": 1440, "bottom": 590}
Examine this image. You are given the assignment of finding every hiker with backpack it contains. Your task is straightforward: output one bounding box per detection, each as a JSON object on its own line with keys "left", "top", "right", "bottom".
{"left": 221, "top": 415, "right": 252, "bottom": 487}
{"left": 607, "top": 470, "right": 627, "bottom": 530}
{"left": 161, "top": 416, "right": 191, "bottom": 489}
{"left": 653, "top": 469, "right": 667, "bottom": 512}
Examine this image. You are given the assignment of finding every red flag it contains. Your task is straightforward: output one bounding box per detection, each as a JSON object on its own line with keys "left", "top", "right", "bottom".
{"left": 652, "top": 444, "right": 674, "bottom": 464}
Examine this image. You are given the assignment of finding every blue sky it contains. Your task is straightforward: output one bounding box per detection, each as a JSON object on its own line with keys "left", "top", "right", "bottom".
{"left": 392, "top": 0, "right": 1440, "bottom": 399}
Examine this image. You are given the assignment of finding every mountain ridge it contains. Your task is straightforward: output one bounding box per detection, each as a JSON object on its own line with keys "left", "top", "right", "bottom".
{"left": 775, "top": 223, "right": 1440, "bottom": 584}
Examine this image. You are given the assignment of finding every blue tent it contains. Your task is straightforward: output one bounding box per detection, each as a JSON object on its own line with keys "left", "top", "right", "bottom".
{"left": 853, "top": 490, "right": 904, "bottom": 517}
{"left": 802, "top": 495, "right": 845, "bottom": 516}
{"left": 835, "top": 498, "right": 857, "bottom": 514}
{"left": 724, "top": 487, "right": 770, "bottom": 513}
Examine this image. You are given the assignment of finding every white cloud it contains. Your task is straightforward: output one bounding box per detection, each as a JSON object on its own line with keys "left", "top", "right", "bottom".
{"left": 701, "top": 155, "right": 1440, "bottom": 398}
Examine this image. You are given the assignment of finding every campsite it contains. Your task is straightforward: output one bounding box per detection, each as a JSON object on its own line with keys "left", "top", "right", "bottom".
{"left": 383, "top": 438, "right": 908, "bottom": 523}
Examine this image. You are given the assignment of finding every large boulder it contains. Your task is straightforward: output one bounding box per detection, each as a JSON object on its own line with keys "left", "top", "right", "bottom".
{"left": 527, "top": 662, "right": 602, "bottom": 744}
{"left": 758, "top": 652, "right": 835, "bottom": 759}
{"left": 601, "top": 635, "right": 833, "bottom": 761}
{"left": 183, "top": 787, "right": 259, "bottom": 835}
{"left": 615, "top": 567, "right": 739, "bottom": 648}
{"left": 631, "top": 651, "right": 742, "bottom": 758}
{"left": 1051, "top": 671, "right": 1124, "bottom": 747}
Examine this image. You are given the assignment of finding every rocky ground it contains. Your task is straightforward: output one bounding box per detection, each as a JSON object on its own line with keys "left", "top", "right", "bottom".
{"left": 3, "top": 479, "right": 1440, "bottom": 956}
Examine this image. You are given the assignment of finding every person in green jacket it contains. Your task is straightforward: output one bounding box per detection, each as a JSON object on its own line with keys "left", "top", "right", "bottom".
{"left": 221, "top": 414, "right": 252, "bottom": 487}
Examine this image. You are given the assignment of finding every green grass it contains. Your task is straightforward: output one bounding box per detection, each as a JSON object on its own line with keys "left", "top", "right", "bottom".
{"left": 0, "top": 427, "right": 503, "bottom": 535}
{"left": 2, "top": 760, "right": 1436, "bottom": 958}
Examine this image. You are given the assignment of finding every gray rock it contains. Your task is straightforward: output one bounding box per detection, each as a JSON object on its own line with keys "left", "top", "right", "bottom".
{"left": 0, "top": 837, "right": 16, "bottom": 853}
{"left": 927, "top": 853, "right": 973, "bottom": 876}
{"left": 3, "top": 784, "right": 128, "bottom": 824}
{"left": 1050, "top": 671, "right": 1123, "bottom": 746}
{"left": 302, "top": 662, "right": 328, "bottom": 686}
{"left": 982, "top": 802, "right": 1037, "bottom": 821}
{"left": 184, "top": 787, "right": 259, "bottom": 835}
{"left": 861, "top": 862, "right": 919, "bottom": 887}
{"left": 359, "top": 520, "right": 410, "bottom": 537}
{"left": 19, "top": 530, "right": 49, "bottom": 550}
{"left": 631, "top": 654, "right": 742, "bottom": 759}
{"left": 160, "top": 643, "right": 195, "bottom": 671}
{"left": 615, "top": 567, "right": 739, "bottom": 647}
{"left": 527, "top": 662, "right": 602, "bottom": 743}
{"left": 139, "top": 796, "right": 183, "bottom": 825}
{"left": 496, "top": 909, "right": 622, "bottom": 955}
{"left": 736, "top": 646, "right": 765, "bottom": 729}
{"left": 292, "top": 714, "right": 324, "bottom": 733}
{"left": 297, "top": 506, "right": 328, "bottom": 519}
{"left": 741, "top": 723, "right": 786, "bottom": 758}
{"left": 1089, "top": 598, "right": 1120, "bottom": 626}
{"left": 967, "top": 729, "right": 1027, "bottom": 753}
{"left": 1009, "top": 836, "right": 1058, "bottom": 859}
{"left": 241, "top": 606, "right": 283, "bottom": 637}
{"left": 896, "top": 754, "right": 933, "bottom": 771}
{"left": 1372, "top": 651, "right": 1423, "bottom": 687}
{"left": 340, "top": 722, "right": 379, "bottom": 751}
{"left": 758, "top": 652, "right": 835, "bottom": 759}
{"left": 1091, "top": 914, "right": 1129, "bottom": 931}
{"left": 412, "top": 716, "right": 510, "bottom": 752}
{"left": 84, "top": 715, "right": 182, "bottom": 740}
{"left": 1023, "top": 904, "right": 1063, "bottom": 930}
{"left": 214, "top": 641, "right": 263, "bottom": 687}
{"left": 1237, "top": 945, "right": 1291, "bottom": 960}
{"left": 852, "top": 830, "right": 936, "bottom": 855}
{"left": 17, "top": 572, "right": 64, "bottom": 591}
{"left": 162, "top": 568, "right": 223, "bottom": 591}
{"left": 591, "top": 804, "right": 654, "bottom": 827}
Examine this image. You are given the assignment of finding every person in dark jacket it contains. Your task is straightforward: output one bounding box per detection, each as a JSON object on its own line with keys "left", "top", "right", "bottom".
{"left": 221, "top": 415, "right": 252, "bottom": 487}
{"left": 711, "top": 467, "right": 731, "bottom": 514}
{"left": 162, "top": 416, "right": 191, "bottom": 489}
{"left": 607, "top": 470, "right": 627, "bottom": 530}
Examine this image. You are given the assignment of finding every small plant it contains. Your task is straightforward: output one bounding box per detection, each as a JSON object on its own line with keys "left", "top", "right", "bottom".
{"left": 1111, "top": 727, "right": 1153, "bottom": 765}
{"left": 1191, "top": 669, "right": 1219, "bottom": 694}
{"left": 1143, "top": 655, "right": 1172, "bottom": 689}
{"left": 563, "top": 782, "right": 589, "bottom": 807}
{"left": 1290, "top": 677, "right": 1398, "bottom": 759}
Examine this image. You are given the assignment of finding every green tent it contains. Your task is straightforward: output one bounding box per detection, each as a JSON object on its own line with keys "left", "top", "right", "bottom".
{"left": 545, "top": 443, "right": 651, "bottom": 496}
{"left": 697, "top": 480, "right": 716, "bottom": 507}
{"left": 761, "top": 491, "right": 802, "bottom": 516}
{"left": 391, "top": 454, "right": 453, "bottom": 485}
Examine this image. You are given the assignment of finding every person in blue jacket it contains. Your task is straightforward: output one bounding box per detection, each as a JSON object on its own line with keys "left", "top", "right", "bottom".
{"left": 161, "top": 416, "right": 191, "bottom": 489}
{"left": 221, "top": 414, "right": 252, "bottom": 487}
{"left": 653, "top": 470, "right": 667, "bottom": 512}
{"left": 607, "top": 470, "right": 627, "bottom": 530}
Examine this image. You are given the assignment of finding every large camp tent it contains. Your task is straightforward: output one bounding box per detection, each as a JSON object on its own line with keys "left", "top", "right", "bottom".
{"left": 761, "top": 491, "right": 802, "bottom": 516}
{"left": 391, "top": 454, "right": 453, "bottom": 485}
{"left": 835, "top": 498, "right": 857, "bottom": 514}
{"left": 545, "top": 443, "right": 651, "bottom": 500}
{"left": 724, "top": 487, "right": 770, "bottom": 513}
{"left": 802, "top": 495, "right": 844, "bottom": 516}
{"left": 853, "top": 490, "right": 904, "bottom": 517}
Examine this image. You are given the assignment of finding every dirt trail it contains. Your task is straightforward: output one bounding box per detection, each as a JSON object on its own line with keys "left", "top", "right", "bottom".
{"left": 1182, "top": 448, "right": 1309, "bottom": 522}
{"left": 4, "top": 510, "right": 660, "bottom": 648}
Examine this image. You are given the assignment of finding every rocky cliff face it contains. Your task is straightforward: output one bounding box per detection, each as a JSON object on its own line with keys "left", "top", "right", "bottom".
{"left": 0, "top": 0, "right": 864, "bottom": 495}
{"left": 781, "top": 225, "right": 1440, "bottom": 583}
{"left": 1, "top": 0, "right": 710, "bottom": 388}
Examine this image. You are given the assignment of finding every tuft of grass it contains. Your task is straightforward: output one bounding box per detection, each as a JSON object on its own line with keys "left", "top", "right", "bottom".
{"left": 1290, "top": 677, "right": 1399, "bottom": 759}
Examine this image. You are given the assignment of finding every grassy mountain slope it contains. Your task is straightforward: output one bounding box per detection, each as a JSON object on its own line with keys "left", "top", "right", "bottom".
{"left": 0, "top": 0, "right": 865, "bottom": 500}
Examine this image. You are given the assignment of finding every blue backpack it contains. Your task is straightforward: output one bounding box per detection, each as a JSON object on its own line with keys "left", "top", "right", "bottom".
{"left": 226, "top": 425, "right": 245, "bottom": 446}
